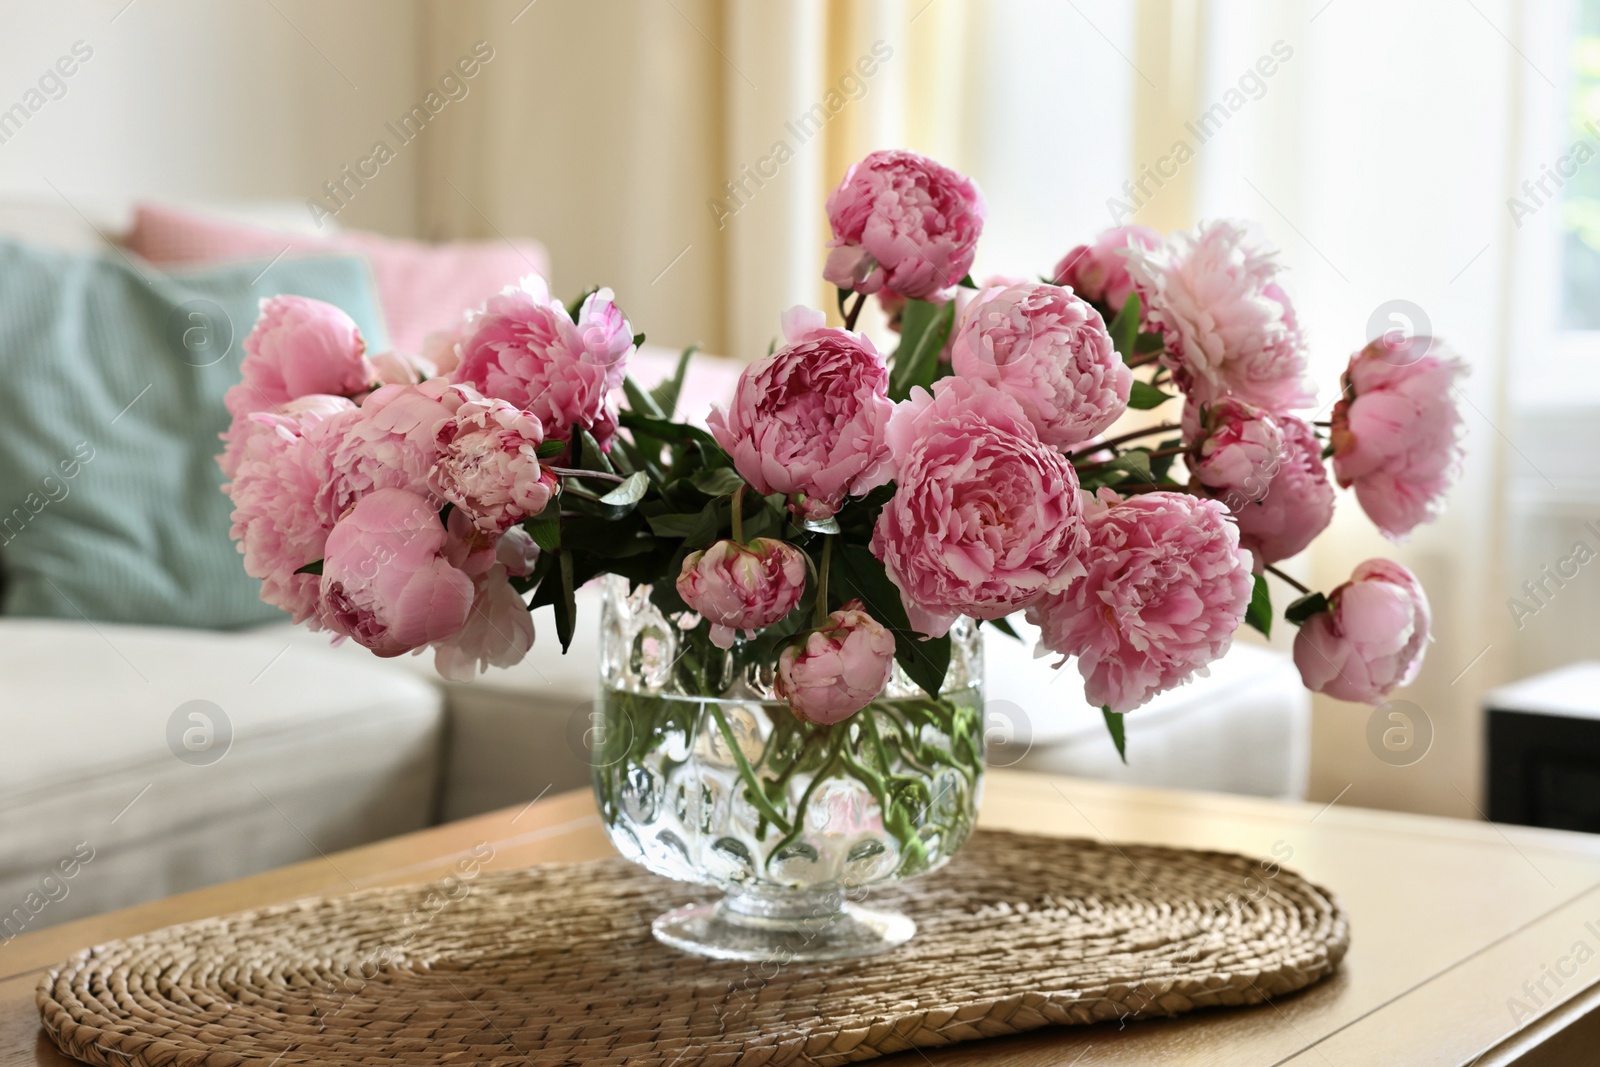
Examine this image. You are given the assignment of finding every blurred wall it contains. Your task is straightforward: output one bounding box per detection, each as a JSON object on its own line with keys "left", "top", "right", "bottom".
{"left": 0, "top": 0, "right": 423, "bottom": 235}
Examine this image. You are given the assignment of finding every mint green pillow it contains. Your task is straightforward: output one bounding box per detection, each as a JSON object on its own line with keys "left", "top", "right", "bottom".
{"left": 0, "top": 240, "right": 389, "bottom": 628}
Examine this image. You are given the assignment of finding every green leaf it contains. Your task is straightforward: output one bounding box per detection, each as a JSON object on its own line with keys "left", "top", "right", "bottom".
{"left": 622, "top": 375, "right": 665, "bottom": 419}
{"left": 958, "top": 273, "right": 976, "bottom": 288}
{"left": 649, "top": 344, "right": 698, "bottom": 418}
{"left": 575, "top": 429, "right": 617, "bottom": 475}
{"left": 524, "top": 508, "right": 561, "bottom": 552}
{"left": 565, "top": 286, "right": 599, "bottom": 323}
{"left": 987, "top": 615, "right": 1022, "bottom": 640}
{"left": 688, "top": 467, "right": 744, "bottom": 497}
{"left": 1134, "top": 330, "right": 1165, "bottom": 354}
{"left": 802, "top": 516, "right": 841, "bottom": 535}
{"left": 1149, "top": 436, "right": 1184, "bottom": 482}
{"left": 1102, "top": 707, "right": 1128, "bottom": 764}
{"left": 1284, "top": 591, "right": 1329, "bottom": 626}
{"left": 1126, "top": 380, "right": 1175, "bottom": 410}
{"left": 1103, "top": 449, "right": 1152, "bottom": 482}
{"left": 598, "top": 471, "right": 650, "bottom": 512}
{"left": 833, "top": 543, "right": 950, "bottom": 698}
{"left": 645, "top": 511, "right": 704, "bottom": 538}
{"left": 1321, "top": 442, "right": 1335, "bottom": 461}
{"left": 559, "top": 514, "right": 655, "bottom": 559}
{"left": 888, "top": 299, "right": 955, "bottom": 402}
{"left": 554, "top": 550, "right": 577, "bottom": 652}
{"left": 1245, "top": 572, "right": 1272, "bottom": 638}
{"left": 1107, "top": 292, "right": 1141, "bottom": 361}
{"left": 294, "top": 559, "right": 323, "bottom": 576}
{"left": 535, "top": 439, "right": 566, "bottom": 459}
{"left": 618, "top": 410, "right": 720, "bottom": 452}
{"left": 631, "top": 331, "right": 646, "bottom": 348}
{"left": 645, "top": 496, "right": 726, "bottom": 547}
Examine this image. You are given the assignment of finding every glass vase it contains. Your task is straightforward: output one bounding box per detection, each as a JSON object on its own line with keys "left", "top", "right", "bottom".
{"left": 591, "top": 576, "right": 984, "bottom": 962}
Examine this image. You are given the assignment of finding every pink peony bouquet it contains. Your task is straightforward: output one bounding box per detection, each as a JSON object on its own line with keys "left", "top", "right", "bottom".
{"left": 220, "top": 149, "right": 1466, "bottom": 757}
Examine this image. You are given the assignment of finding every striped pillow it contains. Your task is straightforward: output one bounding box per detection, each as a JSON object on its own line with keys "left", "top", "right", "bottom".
{"left": 0, "top": 239, "right": 388, "bottom": 629}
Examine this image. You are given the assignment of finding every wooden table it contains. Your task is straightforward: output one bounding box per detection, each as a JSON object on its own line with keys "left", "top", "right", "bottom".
{"left": 4, "top": 769, "right": 1600, "bottom": 1066}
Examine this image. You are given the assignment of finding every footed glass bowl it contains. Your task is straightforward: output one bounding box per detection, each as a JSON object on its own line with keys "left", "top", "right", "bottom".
{"left": 591, "top": 577, "right": 984, "bottom": 961}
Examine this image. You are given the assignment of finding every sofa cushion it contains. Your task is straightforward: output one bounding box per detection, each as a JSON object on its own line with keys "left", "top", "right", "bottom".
{"left": 985, "top": 619, "right": 1310, "bottom": 798}
{"left": 0, "top": 618, "right": 443, "bottom": 933}
{"left": 0, "top": 240, "right": 388, "bottom": 628}
{"left": 127, "top": 201, "right": 551, "bottom": 354}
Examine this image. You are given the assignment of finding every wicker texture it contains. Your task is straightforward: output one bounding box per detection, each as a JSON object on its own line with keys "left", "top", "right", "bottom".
{"left": 38, "top": 830, "right": 1347, "bottom": 1066}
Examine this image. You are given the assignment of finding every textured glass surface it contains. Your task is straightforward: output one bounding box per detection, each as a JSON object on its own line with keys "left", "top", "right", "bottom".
{"left": 593, "top": 577, "right": 985, "bottom": 899}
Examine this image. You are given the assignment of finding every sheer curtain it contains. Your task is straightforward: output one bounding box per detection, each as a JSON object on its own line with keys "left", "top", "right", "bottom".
{"left": 415, "top": 0, "right": 1134, "bottom": 357}
{"left": 1185, "top": 0, "right": 1523, "bottom": 816}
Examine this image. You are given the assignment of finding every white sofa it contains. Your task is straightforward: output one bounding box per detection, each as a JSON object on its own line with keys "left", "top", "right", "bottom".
{"left": 0, "top": 618, "right": 442, "bottom": 934}
{"left": 0, "top": 198, "right": 1311, "bottom": 930}
{"left": 0, "top": 594, "right": 1309, "bottom": 934}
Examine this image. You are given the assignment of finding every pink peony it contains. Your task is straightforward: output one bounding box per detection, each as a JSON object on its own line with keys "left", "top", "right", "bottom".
{"left": 1331, "top": 337, "right": 1466, "bottom": 540}
{"left": 369, "top": 350, "right": 437, "bottom": 386}
{"left": 317, "top": 488, "right": 475, "bottom": 657}
{"left": 1229, "top": 414, "right": 1334, "bottom": 568}
{"left": 949, "top": 281, "right": 1130, "bottom": 448}
{"left": 1052, "top": 225, "right": 1162, "bottom": 313}
{"left": 419, "top": 313, "right": 471, "bottom": 377}
{"left": 450, "top": 276, "right": 635, "bottom": 448}
{"left": 676, "top": 537, "right": 808, "bottom": 649}
{"left": 433, "top": 564, "right": 535, "bottom": 680}
{"left": 1293, "top": 559, "right": 1430, "bottom": 703}
{"left": 708, "top": 306, "right": 894, "bottom": 520}
{"left": 1184, "top": 398, "right": 1285, "bottom": 504}
{"left": 496, "top": 526, "right": 540, "bottom": 576}
{"left": 224, "top": 400, "right": 350, "bottom": 623}
{"left": 1123, "top": 220, "right": 1312, "bottom": 413}
{"left": 1027, "top": 489, "right": 1254, "bottom": 714}
{"left": 871, "top": 377, "right": 1089, "bottom": 637}
{"left": 318, "top": 378, "right": 461, "bottom": 509}
{"left": 219, "top": 391, "right": 355, "bottom": 481}
{"left": 225, "top": 296, "right": 377, "bottom": 419}
{"left": 776, "top": 600, "right": 896, "bottom": 724}
{"left": 823, "top": 149, "right": 986, "bottom": 302}
{"left": 432, "top": 392, "right": 558, "bottom": 533}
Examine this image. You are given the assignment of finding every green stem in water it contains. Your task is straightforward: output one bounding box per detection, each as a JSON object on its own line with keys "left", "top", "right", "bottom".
{"left": 766, "top": 732, "right": 846, "bottom": 870}
{"left": 731, "top": 483, "right": 745, "bottom": 544}
{"left": 861, "top": 708, "right": 894, "bottom": 776}
{"left": 814, "top": 535, "right": 834, "bottom": 626}
{"left": 708, "top": 703, "right": 793, "bottom": 835}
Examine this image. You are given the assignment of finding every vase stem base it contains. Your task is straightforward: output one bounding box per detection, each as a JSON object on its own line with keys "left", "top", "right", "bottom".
{"left": 652, "top": 890, "right": 915, "bottom": 962}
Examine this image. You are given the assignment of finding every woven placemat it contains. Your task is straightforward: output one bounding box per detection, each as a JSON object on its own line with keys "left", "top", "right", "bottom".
{"left": 38, "top": 830, "right": 1347, "bottom": 1066}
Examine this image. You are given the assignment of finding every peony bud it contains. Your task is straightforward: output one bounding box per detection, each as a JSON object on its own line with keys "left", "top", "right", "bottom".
{"left": 432, "top": 393, "right": 558, "bottom": 534}
{"left": 823, "top": 149, "right": 985, "bottom": 302}
{"left": 676, "top": 537, "right": 808, "bottom": 649}
{"left": 1331, "top": 336, "right": 1466, "bottom": 541}
{"left": 1293, "top": 559, "right": 1430, "bottom": 704}
{"left": 226, "top": 295, "right": 377, "bottom": 420}
{"left": 317, "top": 488, "right": 475, "bottom": 657}
{"left": 776, "top": 600, "right": 896, "bottom": 724}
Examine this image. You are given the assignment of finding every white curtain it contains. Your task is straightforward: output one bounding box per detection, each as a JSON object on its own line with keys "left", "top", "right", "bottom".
{"left": 415, "top": 0, "right": 1136, "bottom": 358}
{"left": 1184, "top": 0, "right": 1528, "bottom": 817}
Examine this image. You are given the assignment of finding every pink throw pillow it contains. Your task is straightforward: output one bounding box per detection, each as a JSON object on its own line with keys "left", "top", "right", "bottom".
{"left": 127, "top": 202, "right": 550, "bottom": 354}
